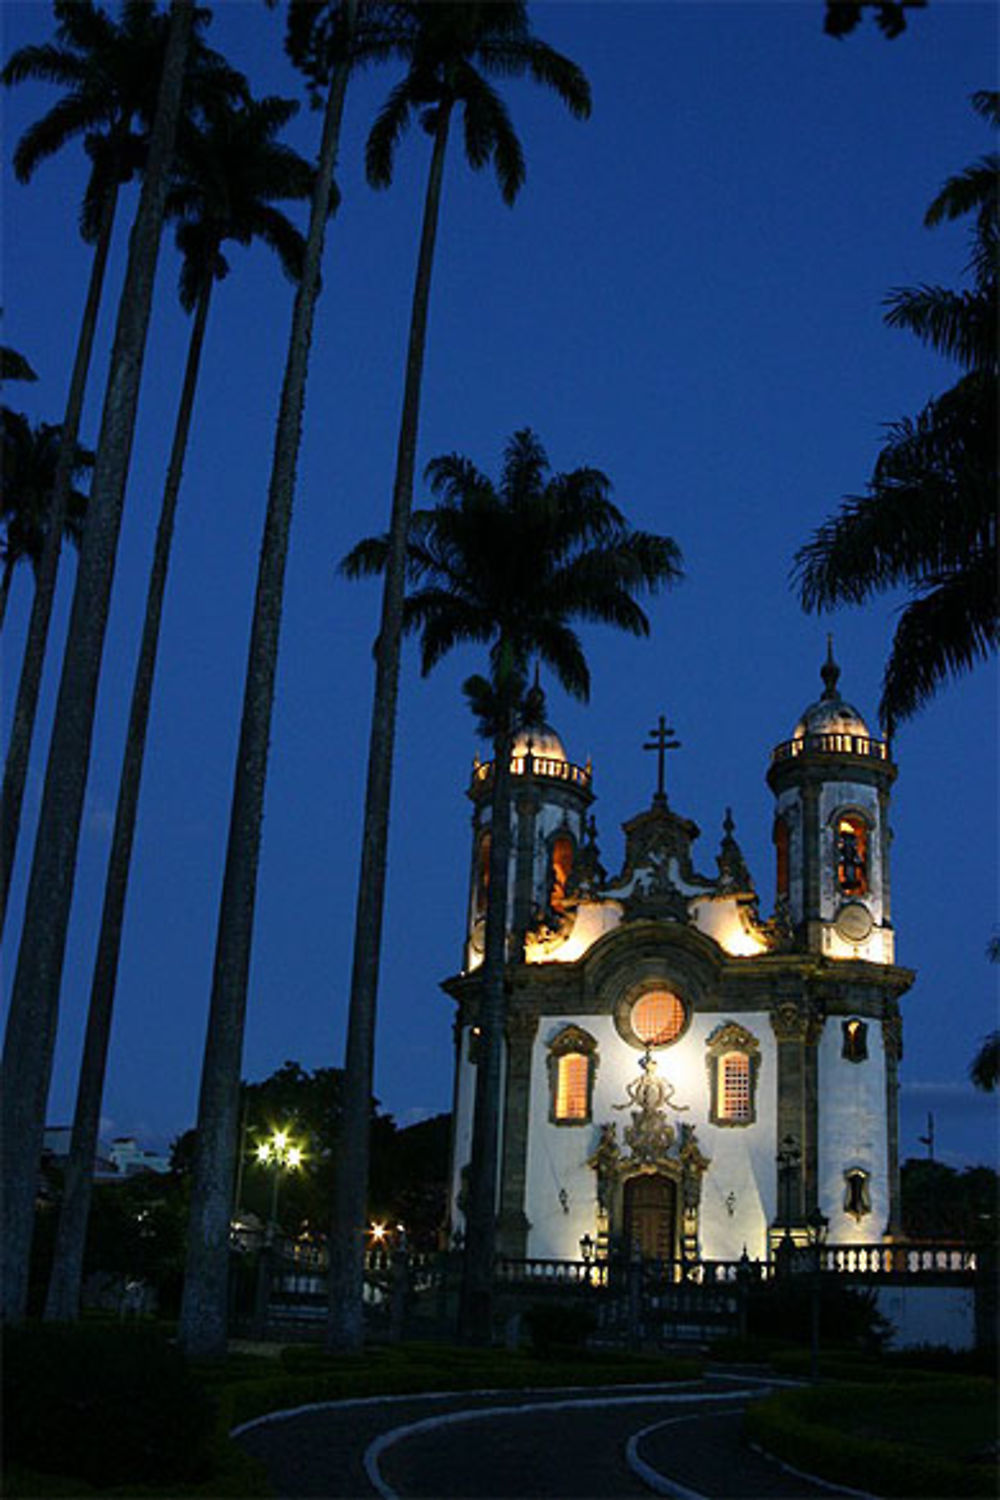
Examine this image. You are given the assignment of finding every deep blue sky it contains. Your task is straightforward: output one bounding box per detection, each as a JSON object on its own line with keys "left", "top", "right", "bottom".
{"left": 3, "top": 1, "right": 997, "bottom": 1171}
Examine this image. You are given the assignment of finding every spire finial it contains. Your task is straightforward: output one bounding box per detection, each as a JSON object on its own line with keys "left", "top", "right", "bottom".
{"left": 820, "top": 634, "right": 840, "bottom": 700}
{"left": 723, "top": 806, "right": 735, "bottom": 839}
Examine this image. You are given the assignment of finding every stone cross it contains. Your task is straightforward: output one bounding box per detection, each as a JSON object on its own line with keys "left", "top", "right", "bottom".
{"left": 643, "top": 715, "right": 680, "bottom": 804}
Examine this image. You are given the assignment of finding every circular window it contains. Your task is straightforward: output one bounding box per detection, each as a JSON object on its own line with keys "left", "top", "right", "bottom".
{"left": 631, "top": 990, "right": 686, "bottom": 1047}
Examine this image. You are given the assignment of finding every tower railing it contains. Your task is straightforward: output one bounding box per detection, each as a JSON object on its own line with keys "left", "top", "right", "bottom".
{"left": 771, "top": 732, "right": 888, "bottom": 764}
{"left": 472, "top": 754, "right": 592, "bottom": 789}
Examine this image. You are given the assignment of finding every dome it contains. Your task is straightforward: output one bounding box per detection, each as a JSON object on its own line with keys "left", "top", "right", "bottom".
{"left": 791, "top": 640, "right": 871, "bottom": 741}
{"left": 512, "top": 725, "right": 567, "bottom": 763}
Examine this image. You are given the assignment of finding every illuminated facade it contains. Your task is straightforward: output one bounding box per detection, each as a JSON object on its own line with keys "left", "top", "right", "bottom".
{"left": 445, "top": 647, "right": 912, "bottom": 1263}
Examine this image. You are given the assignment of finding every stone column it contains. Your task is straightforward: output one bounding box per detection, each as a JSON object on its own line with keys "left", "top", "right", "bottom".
{"left": 497, "top": 1010, "right": 538, "bottom": 1258}
{"left": 882, "top": 1004, "right": 903, "bottom": 1236}
{"left": 511, "top": 779, "right": 540, "bottom": 960}
{"left": 771, "top": 991, "right": 821, "bottom": 1227}
{"left": 801, "top": 783, "right": 821, "bottom": 951}
{"left": 877, "top": 787, "right": 893, "bottom": 928}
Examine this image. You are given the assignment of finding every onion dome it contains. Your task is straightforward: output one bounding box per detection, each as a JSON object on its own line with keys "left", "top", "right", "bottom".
{"left": 792, "top": 638, "right": 871, "bottom": 742}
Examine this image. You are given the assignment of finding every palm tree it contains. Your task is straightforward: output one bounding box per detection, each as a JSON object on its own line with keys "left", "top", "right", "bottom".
{"left": 330, "top": 0, "right": 591, "bottom": 1353}
{"left": 0, "top": 0, "right": 197, "bottom": 1327}
{"left": 43, "top": 92, "right": 314, "bottom": 1325}
{"left": 178, "top": 0, "right": 415, "bottom": 1360}
{"left": 0, "top": 0, "right": 246, "bottom": 935}
{"left": 0, "top": 413, "right": 90, "bottom": 630}
{"left": 795, "top": 91, "right": 998, "bottom": 733}
{"left": 0, "top": 345, "right": 38, "bottom": 382}
{"left": 343, "top": 428, "right": 682, "bottom": 1341}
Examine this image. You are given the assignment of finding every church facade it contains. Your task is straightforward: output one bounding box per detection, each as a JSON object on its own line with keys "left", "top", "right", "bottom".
{"left": 444, "top": 648, "right": 913, "bottom": 1265}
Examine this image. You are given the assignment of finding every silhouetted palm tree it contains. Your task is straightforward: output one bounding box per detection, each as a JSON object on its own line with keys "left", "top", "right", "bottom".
{"left": 45, "top": 91, "right": 313, "bottom": 1324}
{"left": 0, "top": 0, "right": 245, "bottom": 933}
{"left": 0, "top": 0, "right": 197, "bottom": 1326}
{"left": 343, "top": 428, "right": 682, "bottom": 1340}
{"left": 178, "top": 0, "right": 415, "bottom": 1360}
{"left": 795, "top": 92, "right": 998, "bottom": 732}
{"left": 0, "top": 413, "right": 90, "bottom": 630}
{"left": 332, "top": 0, "right": 591, "bottom": 1352}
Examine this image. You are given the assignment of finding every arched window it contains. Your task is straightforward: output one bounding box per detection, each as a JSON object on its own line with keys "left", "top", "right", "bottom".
{"left": 706, "top": 1022, "right": 760, "bottom": 1127}
{"left": 842, "top": 1017, "right": 868, "bottom": 1063}
{"left": 835, "top": 813, "right": 868, "bottom": 896}
{"left": 547, "top": 833, "right": 575, "bottom": 914}
{"left": 843, "top": 1167, "right": 871, "bottom": 1222}
{"left": 720, "top": 1053, "right": 751, "bottom": 1122}
{"left": 547, "top": 1025, "right": 598, "bottom": 1126}
{"left": 774, "top": 816, "right": 790, "bottom": 900}
{"left": 474, "top": 830, "right": 491, "bottom": 917}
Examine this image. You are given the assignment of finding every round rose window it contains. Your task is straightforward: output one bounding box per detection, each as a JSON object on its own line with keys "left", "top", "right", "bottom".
{"left": 631, "top": 990, "right": 686, "bottom": 1047}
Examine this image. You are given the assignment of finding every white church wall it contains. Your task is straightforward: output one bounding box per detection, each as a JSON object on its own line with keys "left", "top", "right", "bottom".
{"left": 449, "top": 1029, "right": 508, "bottom": 1231}
{"left": 523, "top": 1010, "right": 778, "bottom": 1262}
{"left": 817, "top": 1020, "right": 889, "bottom": 1240}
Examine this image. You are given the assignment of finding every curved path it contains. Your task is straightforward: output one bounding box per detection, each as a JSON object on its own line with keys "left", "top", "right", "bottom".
{"left": 235, "top": 1377, "right": 861, "bottom": 1499}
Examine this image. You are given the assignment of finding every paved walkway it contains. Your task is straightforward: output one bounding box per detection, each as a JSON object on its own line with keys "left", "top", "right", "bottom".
{"left": 234, "top": 1377, "right": 862, "bottom": 1499}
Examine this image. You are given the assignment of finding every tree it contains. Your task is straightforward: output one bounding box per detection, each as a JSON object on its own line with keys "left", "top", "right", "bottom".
{"left": 331, "top": 0, "right": 591, "bottom": 1354}
{"left": 0, "top": 0, "right": 246, "bottom": 935}
{"left": 44, "top": 91, "right": 313, "bottom": 1324}
{"left": 0, "top": 345, "right": 38, "bottom": 382}
{"left": 0, "top": 413, "right": 90, "bottom": 631}
{"left": 343, "top": 428, "right": 682, "bottom": 1339}
{"left": 1, "top": 0, "right": 196, "bottom": 1327}
{"left": 178, "top": 0, "right": 414, "bottom": 1360}
{"left": 823, "top": 2, "right": 921, "bottom": 40}
{"left": 795, "top": 92, "right": 998, "bottom": 733}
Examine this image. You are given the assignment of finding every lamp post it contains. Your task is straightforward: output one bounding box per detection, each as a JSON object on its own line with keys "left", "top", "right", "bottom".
{"left": 251, "top": 1127, "right": 303, "bottom": 1338}
{"left": 806, "top": 1205, "right": 829, "bottom": 1381}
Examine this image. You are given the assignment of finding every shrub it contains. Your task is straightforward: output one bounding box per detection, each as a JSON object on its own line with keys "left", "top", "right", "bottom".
{"left": 745, "top": 1278, "right": 892, "bottom": 1350}
{"left": 3, "top": 1324, "right": 215, "bottom": 1487}
{"left": 522, "top": 1300, "right": 596, "bottom": 1356}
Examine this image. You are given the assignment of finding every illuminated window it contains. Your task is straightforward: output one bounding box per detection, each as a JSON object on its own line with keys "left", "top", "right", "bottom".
{"left": 474, "top": 831, "right": 491, "bottom": 917}
{"left": 835, "top": 814, "right": 868, "bottom": 896}
{"left": 842, "top": 1018, "right": 868, "bottom": 1063}
{"left": 555, "top": 1053, "right": 589, "bottom": 1121}
{"left": 547, "top": 1026, "right": 597, "bottom": 1126}
{"left": 720, "top": 1053, "right": 751, "bottom": 1121}
{"left": 706, "top": 1022, "right": 760, "bottom": 1127}
{"left": 843, "top": 1168, "right": 871, "bottom": 1222}
{"left": 774, "top": 816, "right": 789, "bottom": 900}
{"left": 548, "top": 834, "right": 575, "bottom": 914}
{"left": 632, "top": 991, "right": 686, "bottom": 1047}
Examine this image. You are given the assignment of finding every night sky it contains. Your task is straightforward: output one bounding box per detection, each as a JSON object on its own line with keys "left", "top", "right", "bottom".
{"left": 3, "top": 1, "right": 997, "bottom": 1172}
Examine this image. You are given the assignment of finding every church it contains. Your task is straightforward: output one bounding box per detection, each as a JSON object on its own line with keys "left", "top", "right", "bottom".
{"left": 444, "top": 646, "right": 912, "bottom": 1266}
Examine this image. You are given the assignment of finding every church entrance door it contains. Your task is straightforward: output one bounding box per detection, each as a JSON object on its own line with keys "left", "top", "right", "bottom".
{"left": 623, "top": 1173, "right": 676, "bottom": 1261}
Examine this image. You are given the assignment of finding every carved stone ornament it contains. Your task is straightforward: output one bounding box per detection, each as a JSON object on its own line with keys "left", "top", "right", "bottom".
{"left": 760, "top": 894, "right": 796, "bottom": 952}
{"left": 770, "top": 996, "right": 822, "bottom": 1043}
{"left": 619, "top": 858, "right": 692, "bottom": 924}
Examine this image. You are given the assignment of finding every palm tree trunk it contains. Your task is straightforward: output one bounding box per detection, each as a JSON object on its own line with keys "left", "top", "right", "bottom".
{"left": 43, "top": 273, "right": 213, "bottom": 1324}
{"left": 178, "top": 3, "right": 356, "bottom": 1362}
{"left": 459, "top": 723, "right": 515, "bottom": 1344}
{"left": 0, "top": 181, "right": 119, "bottom": 937}
{"left": 326, "top": 102, "right": 452, "bottom": 1353}
{"left": 0, "top": 558, "right": 14, "bottom": 634}
{"left": 0, "top": 0, "right": 194, "bottom": 1327}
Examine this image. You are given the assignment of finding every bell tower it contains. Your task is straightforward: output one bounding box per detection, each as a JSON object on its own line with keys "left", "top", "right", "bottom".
{"left": 766, "top": 642, "right": 896, "bottom": 962}
{"left": 463, "top": 715, "right": 594, "bottom": 970}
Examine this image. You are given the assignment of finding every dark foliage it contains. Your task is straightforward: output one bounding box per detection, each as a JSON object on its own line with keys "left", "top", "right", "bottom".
{"left": 2, "top": 1324, "right": 215, "bottom": 1486}
{"left": 901, "top": 1158, "right": 999, "bottom": 1240}
{"left": 746, "top": 1278, "right": 892, "bottom": 1350}
{"left": 824, "top": 2, "right": 924, "bottom": 39}
{"left": 523, "top": 1299, "right": 597, "bottom": 1356}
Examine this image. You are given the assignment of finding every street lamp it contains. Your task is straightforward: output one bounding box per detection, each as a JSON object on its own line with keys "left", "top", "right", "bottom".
{"left": 806, "top": 1205, "right": 829, "bottom": 1381}
{"left": 255, "top": 1127, "right": 304, "bottom": 1243}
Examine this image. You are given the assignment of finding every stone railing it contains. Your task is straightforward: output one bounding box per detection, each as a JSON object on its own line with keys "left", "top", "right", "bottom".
{"left": 771, "top": 732, "right": 888, "bottom": 763}
{"left": 472, "top": 754, "right": 592, "bottom": 790}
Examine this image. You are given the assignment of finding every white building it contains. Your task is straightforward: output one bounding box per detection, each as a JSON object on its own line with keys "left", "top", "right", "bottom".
{"left": 445, "top": 647, "right": 911, "bottom": 1264}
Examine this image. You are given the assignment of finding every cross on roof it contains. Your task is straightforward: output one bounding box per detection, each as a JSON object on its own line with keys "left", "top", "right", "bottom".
{"left": 643, "top": 714, "right": 680, "bottom": 806}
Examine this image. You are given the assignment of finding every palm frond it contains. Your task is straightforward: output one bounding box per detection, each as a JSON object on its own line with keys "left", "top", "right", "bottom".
{"left": 884, "top": 284, "right": 995, "bottom": 370}
{"left": 879, "top": 547, "right": 999, "bottom": 729}
{"left": 366, "top": 76, "right": 420, "bottom": 188}
{"left": 341, "top": 534, "right": 390, "bottom": 579}
{"left": 458, "top": 72, "right": 524, "bottom": 203}
{"left": 924, "top": 154, "right": 999, "bottom": 230}
{"left": 971, "top": 90, "right": 1000, "bottom": 127}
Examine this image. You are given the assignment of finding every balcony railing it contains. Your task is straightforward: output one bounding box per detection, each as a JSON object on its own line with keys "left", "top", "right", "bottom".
{"left": 472, "top": 754, "right": 592, "bottom": 790}
{"left": 771, "top": 732, "right": 888, "bottom": 764}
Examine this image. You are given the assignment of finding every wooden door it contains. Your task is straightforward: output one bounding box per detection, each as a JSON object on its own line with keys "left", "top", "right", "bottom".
{"left": 624, "top": 1173, "right": 675, "bottom": 1261}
